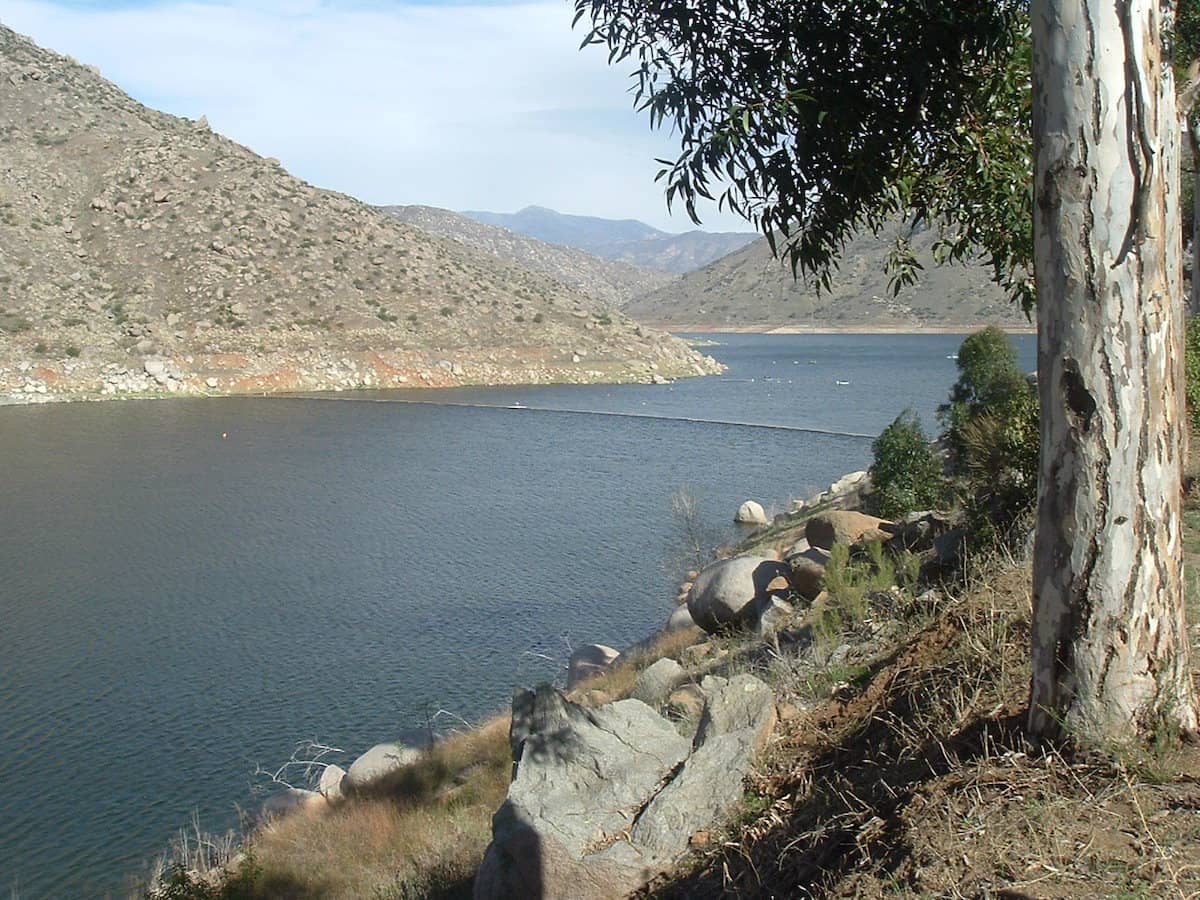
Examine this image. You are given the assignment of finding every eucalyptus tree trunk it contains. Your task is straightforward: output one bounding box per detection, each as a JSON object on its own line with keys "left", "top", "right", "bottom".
{"left": 1029, "top": 0, "right": 1198, "bottom": 741}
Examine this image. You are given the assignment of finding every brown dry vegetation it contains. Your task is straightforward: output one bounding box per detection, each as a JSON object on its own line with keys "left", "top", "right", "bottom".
{"left": 646, "top": 555, "right": 1200, "bottom": 898}
{"left": 241, "top": 718, "right": 512, "bottom": 900}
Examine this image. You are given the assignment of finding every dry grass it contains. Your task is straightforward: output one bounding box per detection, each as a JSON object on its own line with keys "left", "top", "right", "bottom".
{"left": 248, "top": 716, "right": 512, "bottom": 899}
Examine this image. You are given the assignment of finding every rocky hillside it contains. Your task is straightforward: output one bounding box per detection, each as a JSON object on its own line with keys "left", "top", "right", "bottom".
{"left": 626, "top": 225, "right": 1031, "bottom": 330}
{"left": 380, "top": 204, "right": 673, "bottom": 307}
{"left": 0, "top": 25, "right": 719, "bottom": 402}
{"left": 462, "top": 205, "right": 759, "bottom": 274}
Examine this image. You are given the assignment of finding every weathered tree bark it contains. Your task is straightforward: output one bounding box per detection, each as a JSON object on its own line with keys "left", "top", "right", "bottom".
{"left": 1029, "top": 0, "right": 1198, "bottom": 741}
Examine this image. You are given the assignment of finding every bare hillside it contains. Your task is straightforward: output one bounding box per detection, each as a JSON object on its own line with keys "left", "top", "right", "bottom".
{"left": 380, "top": 204, "right": 673, "bottom": 307}
{"left": 625, "top": 226, "right": 1031, "bottom": 330}
{"left": 0, "top": 25, "right": 719, "bottom": 401}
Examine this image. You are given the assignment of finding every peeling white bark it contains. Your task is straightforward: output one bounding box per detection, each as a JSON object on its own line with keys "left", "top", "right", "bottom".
{"left": 1030, "top": 0, "right": 1198, "bottom": 741}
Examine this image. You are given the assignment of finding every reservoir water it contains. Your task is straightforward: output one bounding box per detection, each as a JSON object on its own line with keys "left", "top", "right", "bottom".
{"left": 0, "top": 332, "right": 1035, "bottom": 897}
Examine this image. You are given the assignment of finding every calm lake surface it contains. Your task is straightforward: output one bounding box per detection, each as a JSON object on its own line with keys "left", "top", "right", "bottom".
{"left": 0, "top": 332, "right": 1035, "bottom": 897}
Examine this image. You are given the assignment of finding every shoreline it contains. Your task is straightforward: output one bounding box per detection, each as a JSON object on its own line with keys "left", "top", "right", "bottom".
{"left": 664, "top": 322, "right": 1036, "bottom": 335}
{"left": 0, "top": 349, "right": 723, "bottom": 407}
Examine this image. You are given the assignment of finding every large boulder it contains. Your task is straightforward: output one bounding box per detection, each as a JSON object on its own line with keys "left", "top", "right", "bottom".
{"left": 805, "top": 510, "right": 892, "bottom": 551}
{"left": 343, "top": 742, "right": 421, "bottom": 792}
{"left": 475, "top": 677, "right": 777, "bottom": 900}
{"left": 628, "top": 675, "right": 776, "bottom": 856}
{"left": 566, "top": 644, "right": 620, "bottom": 689}
{"left": 476, "top": 686, "right": 692, "bottom": 900}
{"left": 734, "top": 500, "right": 769, "bottom": 525}
{"left": 686, "top": 556, "right": 793, "bottom": 633}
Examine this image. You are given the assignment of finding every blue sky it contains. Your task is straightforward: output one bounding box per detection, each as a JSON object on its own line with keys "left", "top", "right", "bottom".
{"left": 2, "top": 0, "right": 754, "bottom": 233}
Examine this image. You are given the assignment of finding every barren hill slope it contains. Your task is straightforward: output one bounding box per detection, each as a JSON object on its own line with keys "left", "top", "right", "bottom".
{"left": 0, "top": 25, "right": 718, "bottom": 401}
{"left": 380, "top": 205, "right": 673, "bottom": 307}
{"left": 626, "top": 226, "right": 1030, "bottom": 330}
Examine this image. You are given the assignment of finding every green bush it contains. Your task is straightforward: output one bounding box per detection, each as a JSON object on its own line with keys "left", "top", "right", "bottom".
{"left": 938, "top": 327, "right": 1040, "bottom": 547}
{"left": 1186, "top": 315, "right": 1200, "bottom": 431}
{"left": 939, "top": 325, "right": 1031, "bottom": 462}
{"left": 957, "top": 389, "right": 1040, "bottom": 546}
{"left": 868, "top": 409, "right": 947, "bottom": 519}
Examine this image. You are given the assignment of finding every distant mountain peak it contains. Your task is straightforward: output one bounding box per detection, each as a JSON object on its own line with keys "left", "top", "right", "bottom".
{"left": 461, "top": 206, "right": 758, "bottom": 274}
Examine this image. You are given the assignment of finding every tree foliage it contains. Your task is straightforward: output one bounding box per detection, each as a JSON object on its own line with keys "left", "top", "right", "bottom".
{"left": 573, "top": 0, "right": 1034, "bottom": 308}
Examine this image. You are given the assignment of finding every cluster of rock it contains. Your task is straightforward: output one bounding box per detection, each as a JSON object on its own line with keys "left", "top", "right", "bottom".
{"left": 475, "top": 673, "right": 777, "bottom": 899}
{"left": 0, "top": 26, "right": 722, "bottom": 404}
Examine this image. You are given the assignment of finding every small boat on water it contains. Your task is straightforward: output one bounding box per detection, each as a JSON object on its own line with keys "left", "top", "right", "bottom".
{"left": 835, "top": 380, "right": 850, "bottom": 386}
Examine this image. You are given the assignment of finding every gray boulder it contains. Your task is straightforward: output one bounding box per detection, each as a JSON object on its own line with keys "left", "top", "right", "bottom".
{"left": 566, "top": 644, "right": 620, "bottom": 689}
{"left": 686, "top": 555, "right": 793, "bottom": 634}
{"left": 734, "top": 500, "right": 769, "bottom": 525}
{"left": 476, "top": 677, "right": 777, "bottom": 900}
{"left": 629, "top": 675, "right": 776, "bottom": 856}
{"left": 476, "top": 686, "right": 691, "bottom": 900}
{"left": 630, "top": 657, "right": 685, "bottom": 708}
{"left": 343, "top": 742, "right": 421, "bottom": 791}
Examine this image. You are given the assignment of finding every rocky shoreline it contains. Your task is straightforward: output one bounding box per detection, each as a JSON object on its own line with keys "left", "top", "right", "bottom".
{"left": 0, "top": 342, "right": 723, "bottom": 406}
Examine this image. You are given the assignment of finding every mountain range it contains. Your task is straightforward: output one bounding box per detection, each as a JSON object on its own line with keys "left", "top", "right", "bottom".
{"left": 462, "top": 205, "right": 760, "bottom": 274}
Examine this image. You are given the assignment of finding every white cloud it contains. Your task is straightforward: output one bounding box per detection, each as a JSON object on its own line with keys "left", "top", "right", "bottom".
{"left": 2, "top": 0, "right": 755, "bottom": 232}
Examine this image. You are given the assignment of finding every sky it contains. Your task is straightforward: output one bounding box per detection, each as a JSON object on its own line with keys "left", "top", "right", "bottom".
{"left": 2, "top": 0, "right": 755, "bottom": 233}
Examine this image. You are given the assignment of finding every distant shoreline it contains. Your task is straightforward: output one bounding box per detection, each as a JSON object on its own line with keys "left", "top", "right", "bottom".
{"left": 665, "top": 323, "right": 1037, "bottom": 335}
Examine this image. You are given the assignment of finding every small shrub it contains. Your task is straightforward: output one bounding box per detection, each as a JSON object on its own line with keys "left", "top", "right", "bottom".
{"left": 868, "top": 409, "right": 946, "bottom": 519}
{"left": 815, "top": 542, "right": 896, "bottom": 646}
{"left": 939, "top": 325, "right": 1031, "bottom": 461}
{"left": 958, "top": 389, "right": 1040, "bottom": 546}
{"left": 33, "top": 341, "right": 47, "bottom": 354}
{"left": 1186, "top": 315, "right": 1200, "bottom": 431}
{"left": 65, "top": 345, "right": 81, "bottom": 357}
